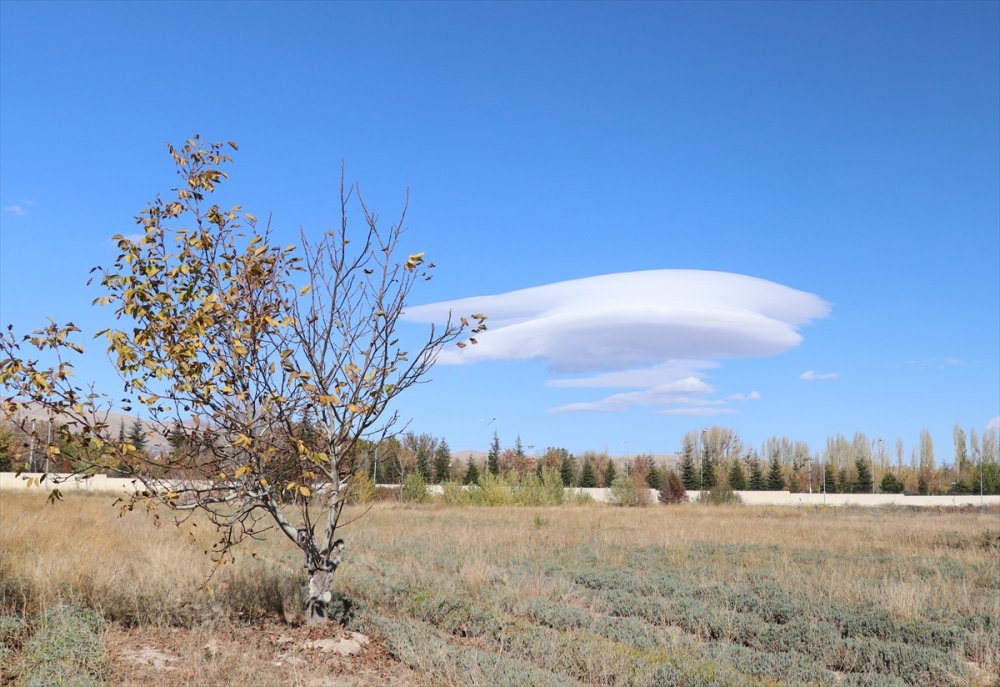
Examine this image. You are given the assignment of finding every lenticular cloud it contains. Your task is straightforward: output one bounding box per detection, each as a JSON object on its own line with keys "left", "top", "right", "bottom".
{"left": 406, "top": 270, "right": 829, "bottom": 372}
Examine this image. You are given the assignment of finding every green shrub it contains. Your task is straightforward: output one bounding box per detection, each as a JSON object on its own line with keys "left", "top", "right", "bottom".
{"left": 541, "top": 466, "right": 566, "bottom": 505}
{"left": 439, "top": 480, "right": 470, "bottom": 505}
{"left": 698, "top": 484, "right": 742, "bottom": 505}
{"left": 479, "top": 472, "right": 514, "bottom": 506}
{"left": 401, "top": 472, "right": 429, "bottom": 503}
{"left": 609, "top": 473, "right": 650, "bottom": 506}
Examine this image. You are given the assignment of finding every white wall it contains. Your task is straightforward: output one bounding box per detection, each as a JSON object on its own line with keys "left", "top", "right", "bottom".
{"left": 3, "top": 473, "right": 998, "bottom": 507}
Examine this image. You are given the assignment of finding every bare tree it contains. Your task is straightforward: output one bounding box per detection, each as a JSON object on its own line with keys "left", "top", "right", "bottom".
{"left": 0, "top": 137, "right": 484, "bottom": 624}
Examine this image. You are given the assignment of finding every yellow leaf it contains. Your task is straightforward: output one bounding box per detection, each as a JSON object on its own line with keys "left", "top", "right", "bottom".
{"left": 166, "top": 491, "right": 179, "bottom": 499}
{"left": 317, "top": 394, "right": 338, "bottom": 404}
{"left": 299, "top": 485, "right": 312, "bottom": 497}
{"left": 300, "top": 285, "right": 312, "bottom": 296}
{"left": 346, "top": 403, "right": 362, "bottom": 414}
{"left": 234, "top": 465, "right": 251, "bottom": 479}
{"left": 259, "top": 478, "right": 268, "bottom": 487}
{"left": 233, "top": 433, "right": 252, "bottom": 449}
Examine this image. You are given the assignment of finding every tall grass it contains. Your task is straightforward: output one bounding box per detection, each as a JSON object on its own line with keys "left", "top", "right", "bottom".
{"left": 1, "top": 491, "right": 997, "bottom": 686}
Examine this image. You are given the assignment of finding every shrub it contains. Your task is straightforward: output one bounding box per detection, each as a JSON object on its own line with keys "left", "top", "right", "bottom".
{"left": 609, "top": 473, "right": 640, "bottom": 506}
{"left": 18, "top": 605, "right": 108, "bottom": 687}
{"left": 698, "top": 484, "right": 742, "bottom": 505}
{"left": 659, "top": 470, "right": 688, "bottom": 504}
{"left": 541, "top": 466, "right": 566, "bottom": 505}
{"left": 479, "top": 472, "right": 514, "bottom": 506}
{"left": 348, "top": 470, "right": 376, "bottom": 504}
{"left": 401, "top": 472, "right": 429, "bottom": 503}
{"left": 440, "top": 480, "right": 470, "bottom": 506}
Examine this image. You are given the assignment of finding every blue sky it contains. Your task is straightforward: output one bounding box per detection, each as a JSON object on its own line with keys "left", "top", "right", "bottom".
{"left": 1, "top": 1, "right": 997, "bottom": 460}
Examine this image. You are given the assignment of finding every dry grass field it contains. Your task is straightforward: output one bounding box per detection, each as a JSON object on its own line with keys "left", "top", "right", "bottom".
{"left": 1, "top": 492, "right": 997, "bottom": 686}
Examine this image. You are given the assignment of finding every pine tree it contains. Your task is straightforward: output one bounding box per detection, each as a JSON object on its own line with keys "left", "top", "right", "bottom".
{"left": 128, "top": 420, "right": 147, "bottom": 451}
{"left": 416, "top": 448, "right": 432, "bottom": 482}
{"left": 854, "top": 457, "right": 873, "bottom": 493}
{"left": 433, "top": 440, "right": 451, "bottom": 484}
{"left": 560, "top": 454, "right": 577, "bottom": 487}
{"left": 823, "top": 463, "right": 838, "bottom": 493}
{"left": 118, "top": 421, "right": 126, "bottom": 443}
{"left": 698, "top": 444, "right": 718, "bottom": 491}
{"left": 766, "top": 457, "right": 785, "bottom": 490}
{"left": 879, "top": 471, "right": 903, "bottom": 493}
{"left": 680, "top": 445, "right": 698, "bottom": 490}
{"left": 579, "top": 459, "right": 597, "bottom": 488}
{"left": 645, "top": 464, "right": 662, "bottom": 490}
{"left": 602, "top": 459, "right": 617, "bottom": 487}
{"left": 487, "top": 431, "right": 501, "bottom": 476}
{"left": 748, "top": 457, "right": 766, "bottom": 491}
{"left": 727, "top": 461, "right": 747, "bottom": 490}
{"left": 701, "top": 445, "right": 717, "bottom": 489}
{"left": 464, "top": 457, "right": 480, "bottom": 485}
{"left": 838, "top": 467, "right": 851, "bottom": 494}
{"left": 514, "top": 435, "right": 525, "bottom": 458}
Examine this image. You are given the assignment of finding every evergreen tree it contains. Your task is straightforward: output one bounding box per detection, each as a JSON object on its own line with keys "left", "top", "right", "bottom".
{"left": 514, "top": 435, "right": 525, "bottom": 458}
{"left": 680, "top": 444, "right": 698, "bottom": 489}
{"left": 416, "top": 448, "right": 432, "bottom": 482}
{"left": 602, "top": 459, "right": 617, "bottom": 488}
{"left": 433, "top": 440, "right": 451, "bottom": 484}
{"left": 766, "top": 456, "right": 785, "bottom": 490}
{"left": 463, "top": 457, "right": 480, "bottom": 485}
{"left": 560, "top": 454, "right": 577, "bottom": 487}
{"left": 487, "top": 431, "right": 501, "bottom": 475}
{"left": 854, "top": 456, "right": 873, "bottom": 493}
{"left": 727, "top": 461, "right": 747, "bottom": 490}
{"left": 838, "top": 467, "right": 851, "bottom": 494}
{"left": 748, "top": 457, "right": 766, "bottom": 491}
{"left": 823, "top": 463, "right": 838, "bottom": 493}
{"left": 879, "top": 471, "right": 903, "bottom": 494}
{"left": 701, "top": 445, "right": 717, "bottom": 489}
{"left": 579, "top": 459, "right": 598, "bottom": 488}
{"left": 128, "top": 420, "right": 147, "bottom": 451}
{"left": 118, "top": 421, "right": 126, "bottom": 443}
{"left": 645, "top": 464, "right": 662, "bottom": 490}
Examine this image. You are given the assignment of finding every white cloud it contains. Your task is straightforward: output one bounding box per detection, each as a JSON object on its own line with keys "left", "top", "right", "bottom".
{"left": 987, "top": 416, "right": 1000, "bottom": 432}
{"left": 547, "top": 360, "right": 718, "bottom": 389}
{"left": 941, "top": 358, "right": 967, "bottom": 368}
{"left": 728, "top": 391, "right": 762, "bottom": 401}
{"left": 406, "top": 270, "right": 829, "bottom": 414}
{"left": 800, "top": 370, "right": 839, "bottom": 381}
{"left": 4, "top": 205, "right": 26, "bottom": 216}
{"left": 549, "top": 377, "right": 716, "bottom": 413}
{"left": 656, "top": 407, "right": 737, "bottom": 417}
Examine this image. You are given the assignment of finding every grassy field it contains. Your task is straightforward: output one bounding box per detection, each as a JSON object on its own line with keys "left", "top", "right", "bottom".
{"left": 1, "top": 492, "right": 997, "bottom": 686}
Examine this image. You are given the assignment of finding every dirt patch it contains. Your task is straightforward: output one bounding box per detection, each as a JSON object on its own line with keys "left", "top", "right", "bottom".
{"left": 105, "top": 622, "right": 422, "bottom": 687}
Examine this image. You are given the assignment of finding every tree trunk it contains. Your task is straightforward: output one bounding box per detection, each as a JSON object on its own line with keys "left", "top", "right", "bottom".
{"left": 305, "top": 568, "right": 336, "bottom": 625}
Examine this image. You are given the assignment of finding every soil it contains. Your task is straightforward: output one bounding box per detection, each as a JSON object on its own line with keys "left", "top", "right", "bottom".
{"left": 106, "top": 621, "right": 422, "bottom": 687}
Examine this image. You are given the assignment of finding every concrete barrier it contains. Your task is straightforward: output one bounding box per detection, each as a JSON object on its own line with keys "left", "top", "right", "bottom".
{"left": 2, "top": 473, "right": 997, "bottom": 507}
